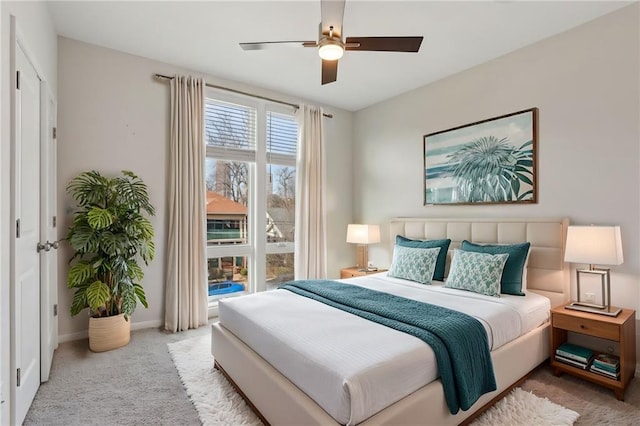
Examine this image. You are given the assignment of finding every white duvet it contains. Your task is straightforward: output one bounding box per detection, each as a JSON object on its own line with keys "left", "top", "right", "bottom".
{"left": 218, "top": 273, "right": 550, "bottom": 425}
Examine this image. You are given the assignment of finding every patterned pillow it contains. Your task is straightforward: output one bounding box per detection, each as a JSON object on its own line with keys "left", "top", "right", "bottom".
{"left": 388, "top": 245, "right": 441, "bottom": 284}
{"left": 460, "top": 240, "right": 531, "bottom": 296}
{"left": 396, "top": 236, "right": 451, "bottom": 281}
{"left": 444, "top": 249, "right": 509, "bottom": 297}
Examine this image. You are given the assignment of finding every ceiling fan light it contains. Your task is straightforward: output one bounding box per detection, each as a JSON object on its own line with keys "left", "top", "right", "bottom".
{"left": 318, "top": 41, "right": 344, "bottom": 61}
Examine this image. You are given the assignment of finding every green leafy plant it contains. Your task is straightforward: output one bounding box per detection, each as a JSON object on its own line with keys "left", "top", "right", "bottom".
{"left": 66, "top": 170, "right": 155, "bottom": 319}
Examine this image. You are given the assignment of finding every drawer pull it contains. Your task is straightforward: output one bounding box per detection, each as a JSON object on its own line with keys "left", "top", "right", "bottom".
{"left": 580, "top": 324, "right": 586, "bottom": 329}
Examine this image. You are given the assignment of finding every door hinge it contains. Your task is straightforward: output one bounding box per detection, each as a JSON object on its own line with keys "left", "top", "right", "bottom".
{"left": 52, "top": 127, "right": 57, "bottom": 139}
{"left": 16, "top": 218, "right": 20, "bottom": 238}
{"left": 52, "top": 216, "right": 57, "bottom": 228}
{"left": 53, "top": 304, "right": 58, "bottom": 316}
{"left": 16, "top": 70, "right": 20, "bottom": 90}
{"left": 16, "top": 368, "right": 21, "bottom": 387}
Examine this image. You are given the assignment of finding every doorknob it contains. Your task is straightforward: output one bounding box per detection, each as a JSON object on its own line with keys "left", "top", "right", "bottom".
{"left": 37, "top": 240, "right": 59, "bottom": 253}
{"left": 37, "top": 241, "right": 52, "bottom": 252}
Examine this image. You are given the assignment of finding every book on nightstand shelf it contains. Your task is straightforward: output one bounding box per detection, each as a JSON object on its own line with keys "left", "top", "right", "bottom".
{"left": 592, "top": 353, "right": 620, "bottom": 371}
{"left": 589, "top": 364, "right": 621, "bottom": 380}
{"left": 554, "top": 354, "right": 590, "bottom": 370}
{"left": 555, "top": 343, "right": 595, "bottom": 365}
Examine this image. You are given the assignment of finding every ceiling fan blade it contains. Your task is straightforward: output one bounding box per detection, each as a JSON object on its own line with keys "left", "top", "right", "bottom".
{"left": 321, "top": 0, "right": 345, "bottom": 38}
{"left": 240, "top": 41, "right": 316, "bottom": 51}
{"left": 345, "top": 36, "right": 424, "bottom": 52}
{"left": 321, "top": 59, "right": 338, "bottom": 85}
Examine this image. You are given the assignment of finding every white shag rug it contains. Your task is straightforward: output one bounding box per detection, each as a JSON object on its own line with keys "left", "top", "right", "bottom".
{"left": 472, "top": 387, "right": 579, "bottom": 426}
{"left": 169, "top": 334, "right": 579, "bottom": 426}
{"left": 168, "top": 334, "right": 262, "bottom": 425}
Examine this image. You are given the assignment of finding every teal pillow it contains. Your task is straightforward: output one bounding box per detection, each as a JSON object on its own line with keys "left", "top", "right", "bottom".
{"left": 396, "top": 236, "right": 451, "bottom": 281}
{"left": 444, "top": 250, "right": 509, "bottom": 297}
{"left": 388, "top": 245, "right": 440, "bottom": 284}
{"left": 460, "top": 240, "right": 531, "bottom": 296}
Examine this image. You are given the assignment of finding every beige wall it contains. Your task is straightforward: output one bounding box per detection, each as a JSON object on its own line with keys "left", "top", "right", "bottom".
{"left": 56, "top": 37, "right": 354, "bottom": 340}
{"left": 0, "top": 1, "right": 58, "bottom": 423}
{"left": 352, "top": 5, "right": 640, "bottom": 313}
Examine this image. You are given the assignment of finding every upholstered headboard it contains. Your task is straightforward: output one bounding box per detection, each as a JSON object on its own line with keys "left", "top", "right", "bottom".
{"left": 389, "top": 217, "right": 570, "bottom": 308}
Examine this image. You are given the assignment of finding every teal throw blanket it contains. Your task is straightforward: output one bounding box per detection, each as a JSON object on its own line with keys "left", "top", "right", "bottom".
{"left": 280, "top": 280, "right": 497, "bottom": 414}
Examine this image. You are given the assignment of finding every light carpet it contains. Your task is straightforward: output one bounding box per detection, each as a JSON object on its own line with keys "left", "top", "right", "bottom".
{"left": 168, "top": 334, "right": 579, "bottom": 426}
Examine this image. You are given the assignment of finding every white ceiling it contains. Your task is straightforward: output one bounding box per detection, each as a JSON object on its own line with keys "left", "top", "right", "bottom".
{"left": 48, "top": 1, "right": 630, "bottom": 111}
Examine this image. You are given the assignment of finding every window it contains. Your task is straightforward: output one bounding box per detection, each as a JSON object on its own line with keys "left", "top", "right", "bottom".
{"left": 204, "top": 94, "right": 297, "bottom": 301}
{"left": 265, "top": 112, "right": 297, "bottom": 289}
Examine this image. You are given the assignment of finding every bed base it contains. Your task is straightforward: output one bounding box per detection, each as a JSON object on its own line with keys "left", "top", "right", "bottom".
{"left": 212, "top": 321, "right": 550, "bottom": 425}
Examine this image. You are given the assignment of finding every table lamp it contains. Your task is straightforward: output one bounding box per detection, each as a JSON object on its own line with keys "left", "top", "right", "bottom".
{"left": 564, "top": 225, "right": 624, "bottom": 317}
{"left": 346, "top": 224, "right": 380, "bottom": 271}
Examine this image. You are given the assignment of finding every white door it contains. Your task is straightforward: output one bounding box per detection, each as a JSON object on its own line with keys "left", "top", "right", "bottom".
{"left": 39, "top": 83, "right": 58, "bottom": 382}
{"left": 13, "top": 42, "right": 41, "bottom": 425}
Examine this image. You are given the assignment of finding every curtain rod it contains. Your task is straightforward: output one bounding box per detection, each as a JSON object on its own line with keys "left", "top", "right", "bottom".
{"left": 154, "top": 74, "right": 333, "bottom": 118}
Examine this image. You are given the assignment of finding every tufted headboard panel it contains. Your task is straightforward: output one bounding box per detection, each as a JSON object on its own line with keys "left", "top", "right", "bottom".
{"left": 389, "top": 217, "right": 570, "bottom": 308}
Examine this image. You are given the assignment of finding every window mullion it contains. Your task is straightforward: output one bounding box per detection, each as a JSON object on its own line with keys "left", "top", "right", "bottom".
{"left": 254, "top": 103, "right": 267, "bottom": 292}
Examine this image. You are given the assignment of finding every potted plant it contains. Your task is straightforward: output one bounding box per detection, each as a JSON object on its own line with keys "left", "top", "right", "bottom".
{"left": 65, "top": 170, "right": 155, "bottom": 352}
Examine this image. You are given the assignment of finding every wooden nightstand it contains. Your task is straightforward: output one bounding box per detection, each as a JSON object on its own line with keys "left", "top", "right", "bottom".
{"left": 340, "top": 267, "right": 387, "bottom": 279}
{"left": 550, "top": 303, "right": 636, "bottom": 400}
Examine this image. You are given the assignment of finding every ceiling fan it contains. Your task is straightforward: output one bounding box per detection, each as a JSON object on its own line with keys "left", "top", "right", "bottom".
{"left": 239, "top": 0, "right": 424, "bottom": 85}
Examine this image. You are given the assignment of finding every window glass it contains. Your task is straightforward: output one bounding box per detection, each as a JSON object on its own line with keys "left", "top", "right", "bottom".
{"left": 207, "top": 256, "right": 248, "bottom": 300}
{"left": 205, "top": 157, "right": 250, "bottom": 246}
{"left": 205, "top": 100, "right": 256, "bottom": 151}
{"left": 266, "top": 253, "right": 295, "bottom": 290}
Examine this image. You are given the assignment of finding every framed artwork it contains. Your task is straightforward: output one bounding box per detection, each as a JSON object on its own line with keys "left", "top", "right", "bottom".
{"left": 424, "top": 108, "right": 538, "bottom": 205}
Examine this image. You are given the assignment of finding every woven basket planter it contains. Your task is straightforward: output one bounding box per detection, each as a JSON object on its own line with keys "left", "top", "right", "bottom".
{"left": 88, "top": 313, "right": 131, "bottom": 352}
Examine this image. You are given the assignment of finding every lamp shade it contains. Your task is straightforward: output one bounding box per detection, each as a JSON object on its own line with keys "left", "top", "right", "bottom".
{"left": 346, "top": 224, "right": 380, "bottom": 245}
{"left": 564, "top": 225, "right": 624, "bottom": 266}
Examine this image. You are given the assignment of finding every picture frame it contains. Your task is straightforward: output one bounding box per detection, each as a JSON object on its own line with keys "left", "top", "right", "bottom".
{"left": 423, "top": 108, "right": 538, "bottom": 205}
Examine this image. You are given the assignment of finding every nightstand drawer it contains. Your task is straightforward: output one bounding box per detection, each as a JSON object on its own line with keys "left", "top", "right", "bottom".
{"left": 340, "top": 267, "right": 387, "bottom": 279}
{"left": 553, "top": 313, "right": 619, "bottom": 340}
{"left": 340, "top": 270, "right": 360, "bottom": 278}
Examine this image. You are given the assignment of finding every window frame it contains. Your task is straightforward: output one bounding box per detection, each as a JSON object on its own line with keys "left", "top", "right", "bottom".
{"left": 205, "top": 89, "right": 297, "bottom": 297}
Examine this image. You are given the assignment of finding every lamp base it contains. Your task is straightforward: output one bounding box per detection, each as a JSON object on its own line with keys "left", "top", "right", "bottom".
{"left": 565, "top": 302, "right": 622, "bottom": 317}
{"left": 355, "top": 245, "right": 368, "bottom": 272}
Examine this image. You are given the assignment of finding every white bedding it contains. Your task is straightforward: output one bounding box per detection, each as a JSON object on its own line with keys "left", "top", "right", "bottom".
{"left": 218, "top": 273, "right": 551, "bottom": 425}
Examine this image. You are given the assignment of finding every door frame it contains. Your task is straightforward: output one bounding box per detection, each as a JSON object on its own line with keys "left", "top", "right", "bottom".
{"left": 0, "top": 15, "right": 20, "bottom": 426}
{"left": 8, "top": 14, "right": 19, "bottom": 425}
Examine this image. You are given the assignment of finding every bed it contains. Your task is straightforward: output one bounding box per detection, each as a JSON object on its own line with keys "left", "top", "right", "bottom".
{"left": 211, "top": 217, "right": 570, "bottom": 425}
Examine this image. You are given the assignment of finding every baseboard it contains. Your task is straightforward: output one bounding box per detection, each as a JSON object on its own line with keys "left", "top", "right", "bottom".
{"left": 131, "top": 319, "right": 163, "bottom": 331}
{"left": 58, "top": 319, "right": 164, "bottom": 343}
{"left": 58, "top": 330, "right": 88, "bottom": 343}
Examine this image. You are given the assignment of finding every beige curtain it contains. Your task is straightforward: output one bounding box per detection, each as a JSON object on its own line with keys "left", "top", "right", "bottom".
{"left": 294, "top": 105, "right": 326, "bottom": 279}
{"left": 164, "top": 75, "right": 208, "bottom": 332}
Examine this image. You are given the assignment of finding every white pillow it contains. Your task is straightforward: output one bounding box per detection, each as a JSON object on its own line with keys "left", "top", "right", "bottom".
{"left": 444, "top": 249, "right": 509, "bottom": 297}
{"left": 388, "top": 245, "right": 440, "bottom": 284}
